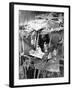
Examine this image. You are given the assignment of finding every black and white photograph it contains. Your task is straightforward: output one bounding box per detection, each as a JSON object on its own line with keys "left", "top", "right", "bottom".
{"left": 9, "top": 2, "right": 70, "bottom": 87}
{"left": 19, "top": 11, "right": 64, "bottom": 79}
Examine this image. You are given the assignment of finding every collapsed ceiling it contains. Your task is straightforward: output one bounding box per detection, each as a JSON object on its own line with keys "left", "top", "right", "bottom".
{"left": 19, "top": 12, "right": 64, "bottom": 38}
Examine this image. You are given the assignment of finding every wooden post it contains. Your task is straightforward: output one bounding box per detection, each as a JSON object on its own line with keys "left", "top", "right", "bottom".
{"left": 36, "top": 31, "right": 39, "bottom": 50}
{"left": 37, "top": 69, "right": 40, "bottom": 78}
{"left": 34, "top": 68, "right": 36, "bottom": 78}
{"left": 24, "top": 67, "right": 27, "bottom": 79}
